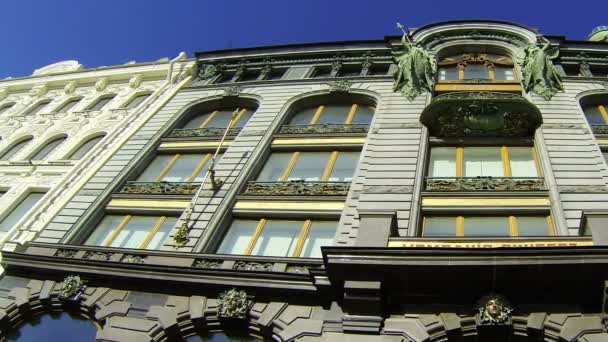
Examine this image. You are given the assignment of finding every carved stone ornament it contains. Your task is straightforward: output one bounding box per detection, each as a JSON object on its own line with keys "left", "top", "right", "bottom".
{"left": 64, "top": 80, "right": 77, "bottom": 94}
{"left": 591, "top": 125, "right": 608, "bottom": 135}
{"left": 476, "top": 294, "right": 513, "bottom": 325}
{"left": 518, "top": 40, "right": 564, "bottom": 100}
{"left": 121, "top": 255, "right": 145, "bottom": 264}
{"left": 60, "top": 275, "right": 86, "bottom": 300}
{"left": 418, "top": 29, "right": 529, "bottom": 49}
{"left": 83, "top": 251, "right": 112, "bottom": 261}
{"left": 392, "top": 28, "right": 436, "bottom": 101}
{"left": 55, "top": 249, "right": 77, "bottom": 258}
{"left": 0, "top": 88, "right": 7, "bottom": 100}
{"left": 217, "top": 289, "right": 250, "bottom": 319}
{"left": 166, "top": 127, "right": 241, "bottom": 138}
{"left": 328, "top": 80, "right": 352, "bottom": 93}
{"left": 243, "top": 180, "right": 351, "bottom": 196}
{"left": 193, "top": 259, "right": 222, "bottom": 269}
{"left": 279, "top": 123, "right": 368, "bottom": 135}
{"left": 33, "top": 60, "right": 83, "bottom": 76}
{"left": 118, "top": 181, "right": 201, "bottom": 195}
{"left": 233, "top": 261, "right": 273, "bottom": 272}
{"left": 425, "top": 177, "right": 546, "bottom": 192}
{"left": 31, "top": 84, "right": 49, "bottom": 97}
{"left": 223, "top": 86, "right": 241, "bottom": 97}
{"left": 198, "top": 64, "right": 221, "bottom": 80}
{"left": 420, "top": 92, "right": 543, "bottom": 137}
{"left": 129, "top": 74, "right": 143, "bottom": 89}
{"left": 95, "top": 77, "right": 108, "bottom": 92}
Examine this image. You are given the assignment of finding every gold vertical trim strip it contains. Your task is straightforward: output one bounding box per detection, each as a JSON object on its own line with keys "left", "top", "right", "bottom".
{"left": 293, "top": 220, "right": 312, "bottom": 257}
{"left": 279, "top": 152, "right": 300, "bottom": 181}
{"left": 456, "top": 216, "right": 465, "bottom": 237}
{"left": 245, "top": 219, "right": 267, "bottom": 255}
{"left": 546, "top": 216, "right": 555, "bottom": 236}
{"left": 487, "top": 63, "right": 496, "bottom": 81}
{"left": 103, "top": 215, "right": 132, "bottom": 247}
{"left": 458, "top": 64, "right": 465, "bottom": 80}
{"left": 344, "top": 104, "right": 358, "bottom": 124}
{"left": 501, "top": 146, "right": 512, "bottom": 177}
{"left": 321, "top": 151, "right": 339, "bottom": 181}
{"left": 598, "top": 105, "right": 608, "bottom": 124}
{"left": 531, "top": 146, "right": 542, "bottom": 177}
{"left": 421, "top": 216, "right": 427, "bottom": 236}
{"left": 456, "top": 147, "right": 464, "bottom": 177}
{"left": 200, "top": 110, "right": 219, "bottom": 128}
{"left": 139, "top": 216, "right": 167, "bottom": 249}
{"left": 309, "top": 105, "right": 325, "bottom": 124}
{"left": 155, "top": 154, "right": 181, "bottom": 181}
{"left": 509, "top": 216, "right": 518, "bottom": 237}
{"left": 187, "top": 154, "right": 212, "bottom": 182}
{"left": 229, "top": 108, "right": 248, "bottom": 128}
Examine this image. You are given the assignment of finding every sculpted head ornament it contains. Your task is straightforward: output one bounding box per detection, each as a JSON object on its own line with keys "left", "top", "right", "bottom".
{"left": 477, "top": 294, "right": 513, "bottom": 325}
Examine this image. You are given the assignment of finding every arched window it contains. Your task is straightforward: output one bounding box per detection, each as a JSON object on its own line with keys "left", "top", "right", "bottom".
{"left": 86, "top": 94, "right": 115, "bottom": 111}
{"left": 66, "top": 134, "right": 105, "bottom": 160}
{"left": 580, "top": 95, "right": 608, "bottom": 126}
{"left": 122, "top": 92, "right": 151, "bottom": 109}
{"left": 288, "top": 103, "right": 374, "bottom": 125}
{"left": 29, "top": 135, "right": 67, "bottom": 160}
{"left": 183, "top": 107, "right": 254, "bottom": 129}
{"left": 0, "top": 136, "right": 34, "bottom": 161}
{"left": 4, "top": 312, "right": 98, "bottom": 341}
{"left": 0, "top": 102, "right": 15, "bottom": 115}
{"left": 23, "top": 100, "right": 52, "bottom": 116}
{"left": 185, "top": 332, "right": 265, "bottom": 341}
{"left": 53, "top": 97, "right": 82, "bottom": 113}
{"left": 437, "top": 53, "right": 515, "bottom": 81}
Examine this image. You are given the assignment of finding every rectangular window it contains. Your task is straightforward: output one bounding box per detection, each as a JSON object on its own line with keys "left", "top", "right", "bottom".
{"left": 428, "top": 146, "right": 539, "bottom": 177}
{"left": 0, "top": 192, "right": 46, "bottom": 232}
{"left": 85, "top": 215, "right": 177, "bottom": 249}
{"left": 256, "top": 151, "right": 360, "bottom": 182}
{"left": 54, "top": 98, "right": 81, "bottom": 113}
{"left": 583, "top": 104, "right": 608, "bottom": 125}
{"left": 438, "top": 67, "right": 459, "bottom": 80}
{"left": 87, "top": 95, "right": 115, "bottom": 111}
{"left": 422, "top": 216, "right": 553, "bottom": 237}
{"left": 24, "top": 100, "right": 51, "bottom": 116}
{"left": 137, "top": 153, "right": 220, "bottom": 182}
{"left": 494, "top": 66, "right": 515, "bottom": 80}
{"left": 217, "top": 219, "right": 337, "bottom": 258}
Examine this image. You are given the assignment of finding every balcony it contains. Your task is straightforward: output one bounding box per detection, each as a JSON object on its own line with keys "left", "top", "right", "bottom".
{"left": 242, "top": 180, "right": 351, "bottom": 196}
{"left": 165, "top": 127, "right": 242, "bottom": 139}
{"left": 117, "top": 181, "right": 201, "bottom": 196}
{"left": 277, "top": 123, "right": 369, "bottom": 136}
{"left": 425, "top": 177, "right": 546, "bottom": 192}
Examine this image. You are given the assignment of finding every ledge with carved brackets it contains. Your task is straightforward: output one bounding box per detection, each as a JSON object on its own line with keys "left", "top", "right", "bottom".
{"left": 277, "top": 124, "right": 369, "bottom": 137}
{"left": 242, "top": 181, "right": 351, "bottom": 197}
{"left": 425, "top": 177, "right": 546, "bottom": 192}
{"left": 116, "top": 181, "right": 201, "bottom": 196}
{"left": 420, "top": 92, "right": 542, "bottom": 137}
{"left": 165, "top": 127, "right": 242, "bottom": 139}
{"left": 591, "top": 125, "right": 608, "bottom": 136}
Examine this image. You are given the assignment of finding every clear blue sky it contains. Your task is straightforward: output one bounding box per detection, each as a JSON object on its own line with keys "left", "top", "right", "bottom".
{"left": 0, "top": 0, "right": 606, "bottom": 79}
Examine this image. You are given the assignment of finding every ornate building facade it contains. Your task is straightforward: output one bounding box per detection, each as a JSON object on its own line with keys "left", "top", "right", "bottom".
{"left": 1, "top": 20, "right": 608, "bottom": 341}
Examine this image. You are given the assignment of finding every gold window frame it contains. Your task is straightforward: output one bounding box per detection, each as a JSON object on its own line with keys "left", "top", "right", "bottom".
{"left": 421, "top": 215, "right": 555, "bottom": 237}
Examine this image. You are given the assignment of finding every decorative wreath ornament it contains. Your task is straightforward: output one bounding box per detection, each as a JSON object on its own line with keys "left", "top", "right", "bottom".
{"left": 476, "top": 294, "right": 513, "bottom": 325}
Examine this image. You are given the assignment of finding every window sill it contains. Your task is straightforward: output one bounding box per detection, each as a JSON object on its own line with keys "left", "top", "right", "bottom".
{"left": 387, "top": 236, "right": 592, "bottom": 248}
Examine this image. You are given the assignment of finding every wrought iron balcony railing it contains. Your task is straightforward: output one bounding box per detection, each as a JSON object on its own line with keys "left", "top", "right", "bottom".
{"left": 118, "top": 181, "right": 201, "bottom": 195}
{"left": 425, "top": 177, "right": 546, "bottom": 192}
{"left": 242, "top": 180, "right": 351, "bottom": 196}
{"left": 166, "top": 127, "right": 242, "bottom": 138}
{"left": 278, "top": 123, "right": 369, "bottom": 135}
{"left": 591, "top": 125, "right": 608, "bottom": 135}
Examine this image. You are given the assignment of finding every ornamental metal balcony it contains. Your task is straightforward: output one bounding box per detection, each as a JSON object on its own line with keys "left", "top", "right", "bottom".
{"left": 242, "top": 180, "right": 351, "bottom": 196}
{"left": 420, "top": 92, "right": 542, "bottom": 137}
{"left": 425, "top": 177, "right": 546, "bottom": 192}
{"left": 117, "top": 181, "right": 201, "bottom": 195}
{"left": 278, "top": 123, "right": 369, "bottom": 135}
{"left": 166, "top": 127, "right": 242, "bottom": 138}
{"left": 591, "top": 125, "right": 608, "bottom": 135}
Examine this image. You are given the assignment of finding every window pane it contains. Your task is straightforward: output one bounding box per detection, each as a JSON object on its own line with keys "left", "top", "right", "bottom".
{"left": 0, "top": 138, "right": 33, "bottom": 161}
{"left": 251, "top": 220, "right": 301, "bottom": 257}
{"left": 317, "top": 105, "right": 351, "bottom": 124}
{"left": 233, "top": 109, "right": 254, "bottom": 128}
{"left": 328, "top": 152, "right": 359, "bottom": 182}
{"left": 438, "top": 67, "right": 459, "bottom": 80}
{"left": 146, "top": 217, "right": 177, "bottom": 249}
{"left": 85, "top": 215, "right": 126, "bottom": 246}
{"left": 464, "top": 64, "right": 489, "bottom": 79}
{"left": 257, "top": 153, "right": 291, "bottom": 181}
{"left": 584, "top": 105, "right": 606, "bottom": 125}
{"left": 464, "top": 217, "right": 509, "bottom": 236}
{"left": 352, "top": 105, "right": 374, "bottom": 124}
{"left": 137, "top": 155, "right": 174, "bottom": 181}
{"left": 183, "top": 112, "right": 212, "bottom": 129}
{"left": 193, "top": 154, "right": 221, "bottom": 182}
{"left": 494, "top": 66, "right": 515, "bottom": 80}
{"left": 205, "top": 109, "right": 236, "bottom": 128}
{"left": 423, "top": 217, "right": 455, "bottom": 236}
{"left": 5, "top": 312, "right": 98, "bottom": 342}
{"left": 67, "top": 135, "right": 104, "bottom": 160}
{"left": 54, "top": 98, "right": 81, "bottom": 113}
{"left": 429, "top": 147, "right": 456, "bottom": 177}
{"left": 0, "top": 192, "right": 45, "bottom": 232}
{"left": 110, "top": 216, "right": 159, "bottom": 248}
{"left": 301, "top": 221, "right": 336, "bottom": 258}
{"left": 464, "top": 147, "right": 502, "bottom": 177}
{"left": 289, "top": 107, "right": 317, "bottom": 125}
{"left": 24, "top": 100, "right": 51, "bottom": 116}
{"left": 266, "top": 69, "right": 286, "bottom": 80}
{"left": 162, "top": 154, "right": 204, "bottom": 182}
{"left": 30, "top": 137, "right": 66, "bottom": 160}
{"left": 518, "top": 217, "right": 551, "bottom": 236}
{"left": 339, "top": 65, "right": 362, "bottom": 77}
{"left": 509, "top": 147, "right": 538, "bottom": 177}
{"left": 88, "top": 96, "right": 114, "bottom": 111}
{"left": 217, "top": 220, "right": 258, "bottom": 254}
{"left": 288, "top": 152, "right": 330, "bottom": 181}
{"left": 124, "top": 93, "right": 150, "bottom": 109}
